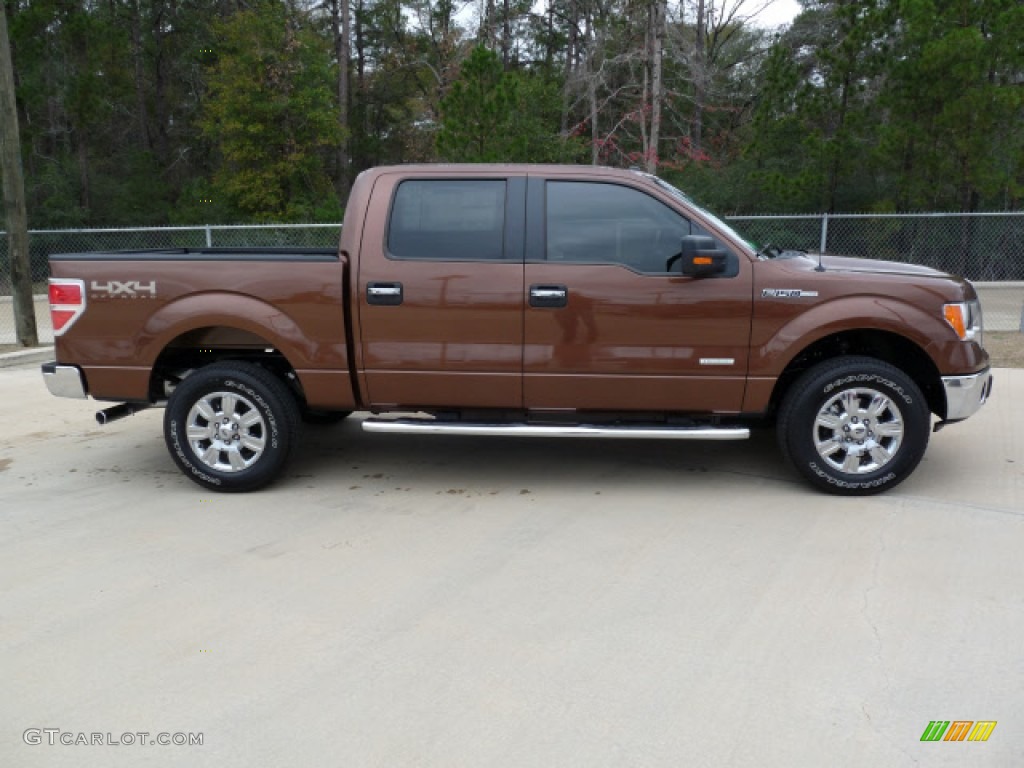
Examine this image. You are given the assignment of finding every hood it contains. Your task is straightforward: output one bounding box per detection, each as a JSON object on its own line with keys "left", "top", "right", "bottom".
{"left": 815, "top": 253, "right": 952, "bottom": 278}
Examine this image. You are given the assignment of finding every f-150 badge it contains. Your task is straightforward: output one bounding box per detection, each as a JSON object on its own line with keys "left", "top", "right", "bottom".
{"left": 762, "top": 289, "right": 819, "bottom": 298}
{"left": 90, "top": 280, "right": 157, "bottom": 298}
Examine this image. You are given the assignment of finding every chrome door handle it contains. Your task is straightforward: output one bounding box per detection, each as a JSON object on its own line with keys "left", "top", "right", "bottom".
{"left": 366, "top": 282, "right": 403, "bottom": 305}
{"left": 529, "top": 285, "right": 568, "bottom": 308}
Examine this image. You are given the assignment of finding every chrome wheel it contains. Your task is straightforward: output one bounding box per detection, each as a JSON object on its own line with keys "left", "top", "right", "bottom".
{"left": 813, "top": 387, "right": 905, "bottom": 475}
{"left": 186, "top": 391, "right": 267, "bottom": 473}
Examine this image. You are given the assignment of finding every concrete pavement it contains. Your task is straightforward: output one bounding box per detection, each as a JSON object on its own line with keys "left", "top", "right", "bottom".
{"left": 1, "top": 362, "right": 1021, "bottom": 767}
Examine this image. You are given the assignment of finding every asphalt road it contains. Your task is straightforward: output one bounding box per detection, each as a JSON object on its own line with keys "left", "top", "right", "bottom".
{"left": 1, "top": 363, "right": 1022, "bottom": 767}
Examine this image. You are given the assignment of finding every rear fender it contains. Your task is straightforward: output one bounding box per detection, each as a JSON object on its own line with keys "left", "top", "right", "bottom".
{"left": 143, "top": 293, "right": 316, "bottom": 367}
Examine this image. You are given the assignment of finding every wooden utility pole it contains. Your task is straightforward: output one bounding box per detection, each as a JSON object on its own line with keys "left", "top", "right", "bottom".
{"left": 0, "top": 1, "right": 38, "bottom": 347}
{"left": 332, "top": 0, "right": 351, "bottom": 197}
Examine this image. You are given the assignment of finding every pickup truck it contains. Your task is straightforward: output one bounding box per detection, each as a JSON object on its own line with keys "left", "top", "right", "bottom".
{"left": 41, "top": 164, "right": 992, "bottom": 495}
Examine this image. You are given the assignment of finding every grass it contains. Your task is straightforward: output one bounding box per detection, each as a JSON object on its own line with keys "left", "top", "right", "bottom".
{"left": 984, "top": 331, "right": 1024, "bottom": 369}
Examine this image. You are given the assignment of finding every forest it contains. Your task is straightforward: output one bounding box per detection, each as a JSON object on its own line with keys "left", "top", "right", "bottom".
{"left": 2, "top": 0, "right": 1023, "bottom": 227}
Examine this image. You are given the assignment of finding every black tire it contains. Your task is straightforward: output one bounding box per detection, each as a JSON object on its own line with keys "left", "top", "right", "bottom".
{"left": 164, "top": 362, "right": 301, "bottom": 492}
{"left": 776, "top": 356, "right": 930, "bottom": 495}
{"left": 301, "top": 408, "right": 352, "bottom": 425}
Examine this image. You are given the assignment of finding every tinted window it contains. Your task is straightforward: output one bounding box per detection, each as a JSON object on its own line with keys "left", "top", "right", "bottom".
{"left": 388, "top": 180, "right": 506, "bottom": 260}
{"left": 545, "top": 181, "right": 693, "bottom": 273}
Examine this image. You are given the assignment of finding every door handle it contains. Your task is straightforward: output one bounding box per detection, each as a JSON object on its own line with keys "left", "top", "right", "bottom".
{"left": 529, "top": 285, "right": 568, "bottom": 308}
{"left": 367, "top": 282, "right": 403, "bottom": 306}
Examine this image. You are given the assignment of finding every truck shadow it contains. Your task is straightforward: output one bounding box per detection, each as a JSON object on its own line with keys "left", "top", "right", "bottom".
{"left": 287, "top": 416, "right": 796, "bottom": 494}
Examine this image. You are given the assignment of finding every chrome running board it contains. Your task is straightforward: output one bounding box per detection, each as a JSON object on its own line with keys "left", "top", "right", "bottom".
{"left": 361, "top": 418, "right": 749, "bottom": 440}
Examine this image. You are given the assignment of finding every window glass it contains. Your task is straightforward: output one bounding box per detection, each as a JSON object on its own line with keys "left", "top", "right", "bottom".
{"left": 388, "top": 180, "right": 506, "bottom": 260}
{"left": 545, "top": 181, "right": 693, "bottom": 273}
{"left": 648, "top": 175, "right": 754, "bottom": 250}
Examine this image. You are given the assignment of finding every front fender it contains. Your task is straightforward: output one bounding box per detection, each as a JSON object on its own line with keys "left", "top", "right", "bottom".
{"left": 749, "top": 296, "right": 957, "bottom": 378}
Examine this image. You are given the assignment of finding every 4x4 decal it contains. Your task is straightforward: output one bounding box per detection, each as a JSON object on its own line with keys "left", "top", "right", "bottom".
{"left": 90, "top": 280, "right": 157, "bottom": 298}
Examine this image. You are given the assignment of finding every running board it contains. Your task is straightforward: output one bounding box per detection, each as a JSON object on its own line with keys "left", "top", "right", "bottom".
{"left": 361, "top": 418, "right": 749, "bottom": 441}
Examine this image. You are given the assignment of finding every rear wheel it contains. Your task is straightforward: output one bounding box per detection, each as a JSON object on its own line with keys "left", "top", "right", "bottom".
{"left": 164, "top": 362, "right": 300, "bottom": 492}
{"left": 777, "top": 357, "right": 930, "bottom": 495}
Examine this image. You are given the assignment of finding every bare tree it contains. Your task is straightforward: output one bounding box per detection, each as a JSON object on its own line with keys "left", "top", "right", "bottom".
{"left": 646, "top": 0, "right": 666, "bottom": 172}
{"left": 691, "top": 0, "right": 779, "bottom": 151}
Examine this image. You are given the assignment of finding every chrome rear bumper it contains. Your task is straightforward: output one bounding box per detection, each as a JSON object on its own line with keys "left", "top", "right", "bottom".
{"left": 41, "top": 362, "right": 88, "bottom": 399}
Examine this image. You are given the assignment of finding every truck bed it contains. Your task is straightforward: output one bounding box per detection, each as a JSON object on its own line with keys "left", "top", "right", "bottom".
{"left": 50, "top": 247, "right": 339, "bottom": 262}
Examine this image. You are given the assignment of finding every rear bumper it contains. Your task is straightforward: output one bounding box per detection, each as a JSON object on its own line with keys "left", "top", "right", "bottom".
{"left": 941, "top": 368, "right": 993, "bottom": 423}
{"left": 41, "top": 362, "right": 88, "bottom": 399}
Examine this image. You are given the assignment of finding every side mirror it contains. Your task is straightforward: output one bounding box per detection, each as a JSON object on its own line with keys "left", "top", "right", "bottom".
{"left": 679, "top": 235, "right": 728, "bottom": 277}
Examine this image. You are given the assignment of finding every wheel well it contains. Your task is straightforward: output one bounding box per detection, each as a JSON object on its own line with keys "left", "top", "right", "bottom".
{"left": 150, "top": 326, "right": 305, "bottom": 404}
{"left": 769, "top": 330, "right": 945, "bottom": 419}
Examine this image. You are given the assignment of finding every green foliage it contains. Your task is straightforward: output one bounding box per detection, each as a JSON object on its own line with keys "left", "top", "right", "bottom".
{"left": 875, "top": 0, "right": 1024, "bottom": 210}
{"left": 744, "top": 1, "right": 889, "bottom": 212}
{"left": 5, "top": 0, "right": 1023, "bottom": 225}
{"left": 510, "top": 69, "right": 586, "bottom": 163}
{"left": 197, "top": 1, "right": 344, "bottom": 222}
{"left": 741, "top": 0, "right": 1024, "bottom": 213}
{"left": 437, "top": 46, "right": 519, "bottom": 161}
{"left": 437, "top": 46, "right": 581, "bottom": 163}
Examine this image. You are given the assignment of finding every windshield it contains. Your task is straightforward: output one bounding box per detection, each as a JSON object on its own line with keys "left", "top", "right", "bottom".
{"left": 647, "top": 175, "right": 755, "bottom": 251}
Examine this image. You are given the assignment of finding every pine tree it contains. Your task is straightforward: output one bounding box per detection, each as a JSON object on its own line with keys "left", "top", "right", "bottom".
{"left": 199, "top": 1, "right": 344, "bottom": 221}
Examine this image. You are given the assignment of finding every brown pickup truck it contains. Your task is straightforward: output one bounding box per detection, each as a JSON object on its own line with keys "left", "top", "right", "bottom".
{"left": 42, "top": 164, "right": 992, "bottom": 494}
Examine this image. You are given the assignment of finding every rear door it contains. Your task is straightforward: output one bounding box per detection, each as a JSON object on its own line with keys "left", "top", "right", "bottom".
{"left": 357, "top": 171, "right": 526, "bottom": 409}
{"left": 523, "top": 174, "right": 754, "bottom": 413}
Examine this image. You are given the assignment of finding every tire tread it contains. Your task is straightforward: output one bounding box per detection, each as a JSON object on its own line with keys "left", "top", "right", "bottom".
{"left": 164, "top": 362, "right": 301, "bottom": 492}
{"left": 776, "top": 356, "right": 930, "bottom": 495}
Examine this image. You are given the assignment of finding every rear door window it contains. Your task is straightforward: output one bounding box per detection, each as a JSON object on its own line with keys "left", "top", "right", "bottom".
{"left": 388, "top": 180, "right": 507, "bottom": 261}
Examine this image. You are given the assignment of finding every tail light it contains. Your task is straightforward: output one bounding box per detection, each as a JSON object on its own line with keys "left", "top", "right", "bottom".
{"left": 49, "top": 278, "right": 86, "bottom": 336}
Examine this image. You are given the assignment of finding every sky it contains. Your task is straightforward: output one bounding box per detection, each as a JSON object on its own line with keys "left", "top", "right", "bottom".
{"left": 750, "top": 0, "right": 803, "bottom": 28}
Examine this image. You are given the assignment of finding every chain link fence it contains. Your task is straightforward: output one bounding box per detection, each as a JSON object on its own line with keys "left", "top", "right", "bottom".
{"left": 727, "top": 212, "right": 1024, "bottom": 331}
{"left": 2, "top": 215, "right": 1023, "bottom": 344}
{"left": 727, "top": 212, "right": 1024, "bottom": 282}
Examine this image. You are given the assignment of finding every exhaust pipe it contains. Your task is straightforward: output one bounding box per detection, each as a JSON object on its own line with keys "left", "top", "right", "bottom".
{"left": 96, "top": 403, "right": 151, "bottom": 425}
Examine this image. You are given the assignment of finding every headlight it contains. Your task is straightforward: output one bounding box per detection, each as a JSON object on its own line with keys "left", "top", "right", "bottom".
{"left": 942, "top": 299, "right": 983, "bottom": 345}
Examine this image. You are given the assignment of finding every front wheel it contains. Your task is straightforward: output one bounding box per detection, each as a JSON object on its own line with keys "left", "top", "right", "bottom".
{"left": 777, "top": 357, "right": 930, "bottom": 495}
{"left": 164, "top": 362, "right": 300, "bottom": 492}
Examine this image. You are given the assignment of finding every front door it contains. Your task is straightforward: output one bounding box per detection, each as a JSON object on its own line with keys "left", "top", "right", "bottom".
{"left": 523, "top": 176, "right": 753, "bottom": 413}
